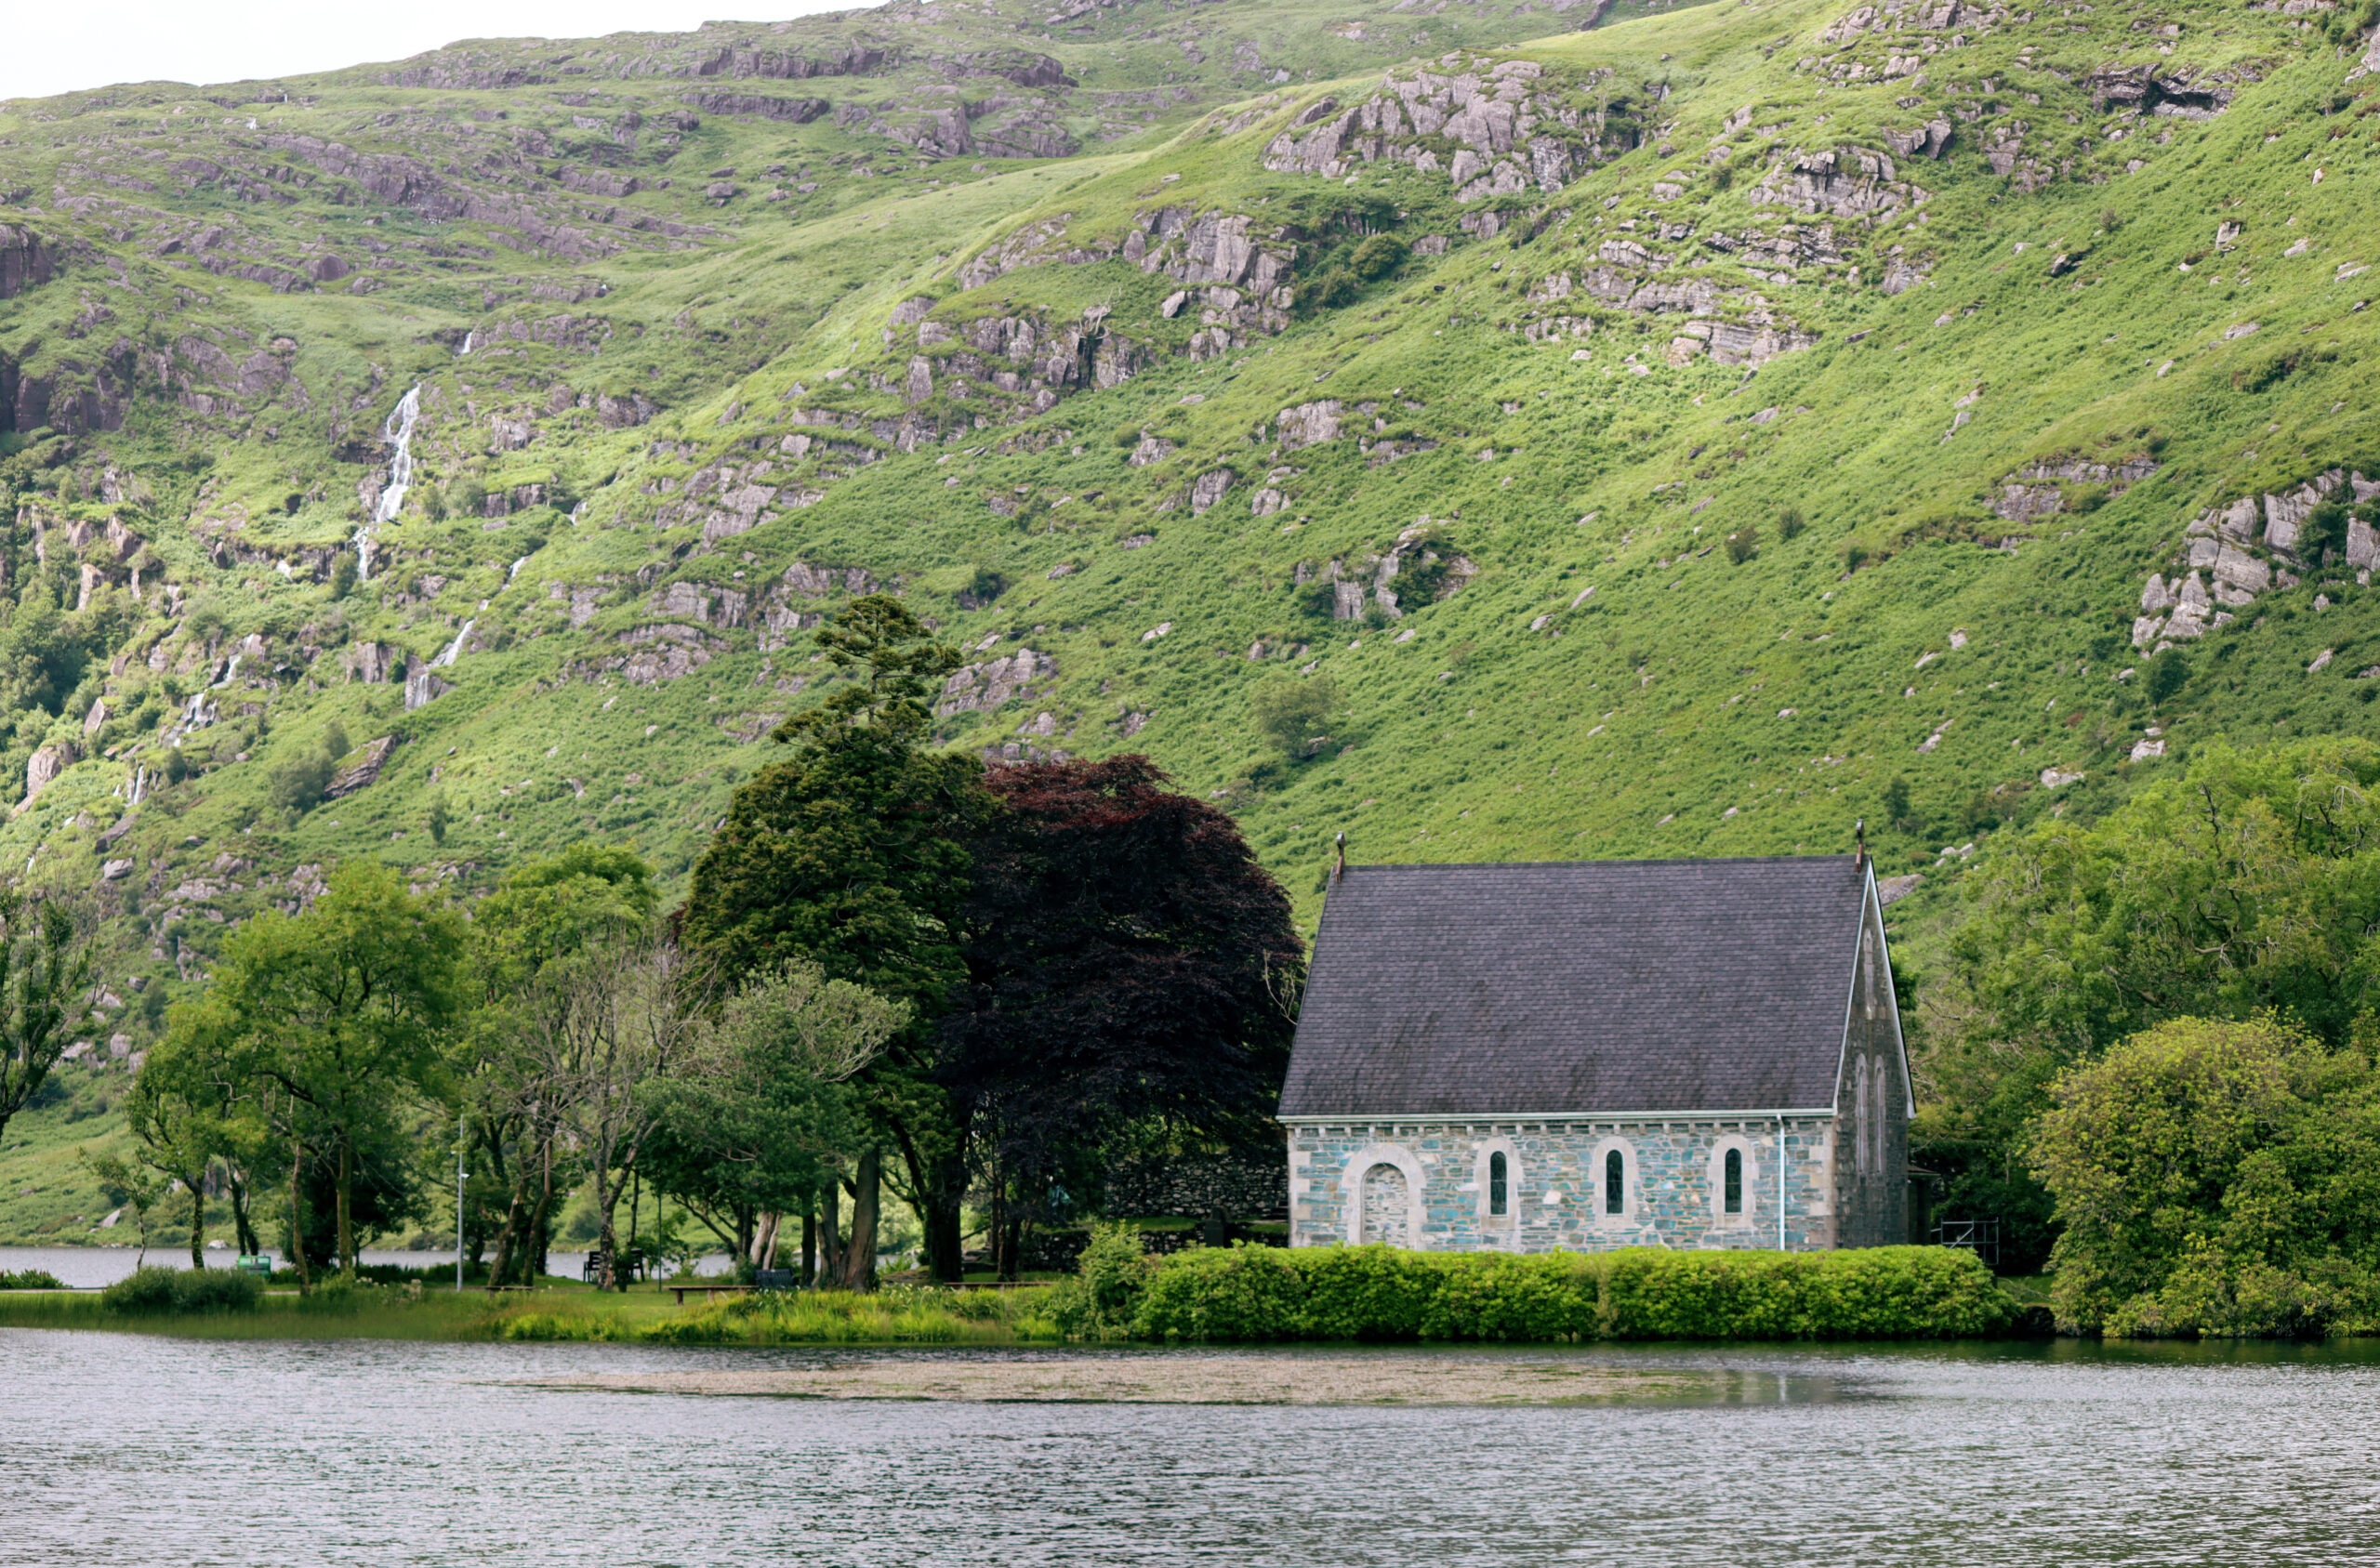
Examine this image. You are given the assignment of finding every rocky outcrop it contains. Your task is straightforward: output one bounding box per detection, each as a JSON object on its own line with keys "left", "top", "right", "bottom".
{"left": 2084, "top": 62, "right": 2242, "bottom": 120}
{"left": 345, "top": 641, "right": 401, "bottom": 684}
{"left": 1276, "top": 401, "right": 1342, "bottom": 450}
{"left": 0, "top": 223, "right": 60, "bottom": 300}
{"left": 684, "top": 43, "right": 896, "bottom": 81}
{"left": 2132, "top": 470, "right": 2365, "bottom": 649}
{"left": 1992, "top": 456, "right": 2158, "bottom": 521}
{"left": 1261, "top": 60, "right": 1636, "bottom": 204}
{"left": 1189, "top": 469, "right": 1235, "bottom": 513}
{"left": 937, "top": 648, "right": 1054, "bottom": 716}
{"left": 23, "top": 742, "right": 75, "bottom": 804}
{"left": 1750, "top": 146, "right": 1928, "bottom": 220}
{"left": 324, "top": 736, "right": 397, "bottom": 798}
{"left": 682, "top": 91, "right": 830, "bottom": 122}
{"left": 571, "top": 624, "right": 725, "bottom": 685}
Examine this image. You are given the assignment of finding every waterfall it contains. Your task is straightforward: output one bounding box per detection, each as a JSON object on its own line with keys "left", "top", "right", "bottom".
{"left": 507, "top": 556, "right": 530, "bottom": 585}
{"left": 459, "top": 331, "right": 475, "bottom": 356}
{"left": 354, "top": 384, "right": 421, "bottom": 582}
{"left": 213, "top": 654, "right": 241, "bottom": 689}
{"left": 430, "top": 618, "right": 476, "bottom": 669}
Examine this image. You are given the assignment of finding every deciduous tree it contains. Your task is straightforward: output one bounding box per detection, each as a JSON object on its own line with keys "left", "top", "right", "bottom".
{"left": 681, "top": 594, "right": 988, "bottom": 1280}
{"left": 0, "top": 891, "right": 93, "bottom": 1151}
{"left": 943, "top": 755, "right": 1303, "bottom": 1277}
{"left": 1918, "top": 738, "right": 2380, "bottom": 1270}
{"left": 214, "top": 862, "right": 464, "bottom": 1275}
{"left": 2030, "top": 1015, "right": 2380, "bottom": 1336}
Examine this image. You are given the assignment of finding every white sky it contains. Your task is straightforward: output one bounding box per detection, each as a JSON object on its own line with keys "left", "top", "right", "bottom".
{"left": 0, "top": 1, "right": 859, "bottom": 103}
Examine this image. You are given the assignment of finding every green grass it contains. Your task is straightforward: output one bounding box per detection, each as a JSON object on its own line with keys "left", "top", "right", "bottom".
{"left": 0, "top": 1280, "right": 1063, "bottom": 1342}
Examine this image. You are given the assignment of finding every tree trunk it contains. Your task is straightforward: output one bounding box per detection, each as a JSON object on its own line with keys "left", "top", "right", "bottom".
{"left": 524, "top": 1138, "right": 556, "bottom": 1283}
{"left": 754, "top": 1212, "right": 780, "bottom": 1272}
{"left": 593, "top": 1164, "right": 622, "bottom": 1292}
{"left": 836, "top": 1148, "right": 880, "bottom": 1292}
{"left": 801, "top": 1198, "right": 816, "bottom": 1287}
{"left": 229, "top": 1166, "right": 258, "bottom": 1257}
{"left": 188, "top": 1177, "right": 205, "bottom": 1270}
{"left": 335, "top": 1131, "right": 355, "bottom": 1275}
{"left": 287, "top": 1132, "right": 311, "bottom": 1297}
{"left": 818, "top": 1179, "right": 843, "bottom": 1287}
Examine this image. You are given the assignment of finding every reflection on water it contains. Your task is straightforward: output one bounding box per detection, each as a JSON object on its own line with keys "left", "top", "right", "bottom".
{"left": 5, "top": 1335, "right": 2379, "bottom": 1566}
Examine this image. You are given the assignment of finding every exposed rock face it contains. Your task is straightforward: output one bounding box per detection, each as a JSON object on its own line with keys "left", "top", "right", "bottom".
{"left": 575, "top": 624, "right": 724, "bottom": 685}
{"left": 1276, "top": 401, "right": 1342, "bottom": 450}
{"left": 1262, "top": 60, "right": 1629, "bottom": 203}
{"left": 682, "top": 91, "right": 830, "bottom": 122}
{"left": 2084, "top": 62, "right": 2241, "bottom": 119}
{"left": 1992, "top": 455, "right": 2158, "bottom": 520}
{"left": 937, "top": 648, "right": 1054, "bottom": 716}
{"left": 404, "top": 668, "right": 454, "bottom": 710}
{"left": 1128, "top": 436, "right": 1175, "bottom": 468}
{"left": 0, "top": 224, "right": 60, "bottom": 300}
{"left": 1882, "top": 119, "right": 1954, "bottom": 160}
{"left": 1750, "top": 146, "right": 1926, "bottom": 219}
{"left": 24, "top": 741, "right": 75, "bottom": 802}
{"left": 1189, "top": 469, "right": 1235, "bottom": 513}
{"left": 324, "top": 736, "right": 397, "bottom": 798}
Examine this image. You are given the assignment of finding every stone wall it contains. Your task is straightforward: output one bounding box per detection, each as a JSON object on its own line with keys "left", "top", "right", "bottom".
{"left": 1286, "top": 1115, "right": 1840, "bottom": 1253}
{"left": 1104, "top": 1154, "right": 1289, "bottom": 1219}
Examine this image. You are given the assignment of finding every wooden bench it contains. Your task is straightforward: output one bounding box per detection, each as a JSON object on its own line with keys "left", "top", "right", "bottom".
{"left": 668, "top": 1282, "right": 752, "bottom": 1304}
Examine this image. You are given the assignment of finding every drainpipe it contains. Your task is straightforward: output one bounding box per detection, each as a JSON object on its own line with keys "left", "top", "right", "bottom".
{"left": 1777, "top": 1113, "right": 1788, "bottom": 1252}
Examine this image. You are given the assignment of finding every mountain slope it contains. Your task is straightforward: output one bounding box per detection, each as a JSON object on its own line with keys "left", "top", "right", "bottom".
{"left": 0, "top": 0, "right": 2376, "bottom": 1080}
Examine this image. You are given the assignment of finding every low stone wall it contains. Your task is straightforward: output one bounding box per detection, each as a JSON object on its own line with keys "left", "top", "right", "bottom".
{"left": 1104, "top": 1155, "right": 1289, "bottom": 1220}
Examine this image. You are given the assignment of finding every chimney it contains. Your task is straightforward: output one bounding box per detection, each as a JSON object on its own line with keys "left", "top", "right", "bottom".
{"left": 1331, "top": 830, "right": 1346, "bottom": 887}
{"left": 1854, "top": 817, "right": 1867, "bottom": 873}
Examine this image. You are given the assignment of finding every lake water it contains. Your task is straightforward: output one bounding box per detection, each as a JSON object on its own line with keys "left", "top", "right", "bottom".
{"left": 3, "top": 1333, "right": 2376, "bottom": 1566}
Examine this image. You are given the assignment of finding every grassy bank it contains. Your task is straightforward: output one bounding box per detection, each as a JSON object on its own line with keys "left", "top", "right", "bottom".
{"left": 0, "top": 1279, "right": 1062, "bottom": 1344}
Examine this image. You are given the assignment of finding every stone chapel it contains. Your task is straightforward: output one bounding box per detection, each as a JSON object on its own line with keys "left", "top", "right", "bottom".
{"left": 1278, "top": 852, "right": 1911, "bottom": 1252}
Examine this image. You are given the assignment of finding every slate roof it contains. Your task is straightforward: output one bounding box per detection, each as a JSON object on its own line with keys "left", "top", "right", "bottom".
{"left": 1278, "top": 856, "right": 1869, "bottom": 1119}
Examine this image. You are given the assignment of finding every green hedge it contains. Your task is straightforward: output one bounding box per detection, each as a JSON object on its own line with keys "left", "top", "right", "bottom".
{"left": 1130, "top": 1245, "right": 2015, "bottom": 1343}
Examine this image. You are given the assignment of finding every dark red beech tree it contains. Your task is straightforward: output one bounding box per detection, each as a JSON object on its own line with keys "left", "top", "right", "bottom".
{"left": 940, "top": 755, "right": 1304, "bottom": 1276}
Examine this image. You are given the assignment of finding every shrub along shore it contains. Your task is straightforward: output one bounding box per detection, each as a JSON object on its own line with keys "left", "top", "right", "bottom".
{"left": 0, "top": 1244, "right": 2021, "bottom": 1345}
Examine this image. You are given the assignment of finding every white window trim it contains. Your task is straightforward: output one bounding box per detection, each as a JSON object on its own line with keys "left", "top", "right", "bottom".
{"left": 1474, "top": 1136, "right": 1522, "bottom": 1235}
{"left": 1706, "top": 1135, "right": 1759, "bottom": 1228}
{"left": 1342, "top": 1142, "right": 1427, "bottom": 1249}
{"left": 1589, "top": 1135, "right": 1638, "bottom": 1227}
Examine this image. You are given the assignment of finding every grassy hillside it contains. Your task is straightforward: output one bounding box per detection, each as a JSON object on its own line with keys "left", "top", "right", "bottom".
{"left": 0, "top": 0, "right": 2377, "bottom": 1245}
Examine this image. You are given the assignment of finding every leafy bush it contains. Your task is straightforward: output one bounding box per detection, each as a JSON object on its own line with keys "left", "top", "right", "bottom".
{"left": 2144, "top": 648, "right": 2189, "bottom": 707}
{"left": 0, "top": 1269, "right": 66, "bottom": 1289}
{"left": 1777, "top": 506, "right": 1806, "bottom": 540}
{"left": 2032, "top": 1016, "right": 2380, "bottom": 1338}
{"left": 1250, "top": 675, "right": 1336, "bottom": 758}
{"left": 1130, "top": 1244, "right": 2011, "bottom": 1342}
{"left": 1349, "top": 234, "right": 1408, "bottom": 281}
{"left": 1047, "top": 1220, "right": 1157, "bottom": 1336}
{"left": 99, "top": 1266, "right": 263, "bottom": 1314}
{"left": 1725, "top": 526, "right": 1759, "bottom": 565}
{"left": 1305, "top": 268, "right": 1361, "bottom": 310}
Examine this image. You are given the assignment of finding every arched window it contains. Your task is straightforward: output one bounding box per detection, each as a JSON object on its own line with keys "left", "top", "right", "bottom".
{"left": 1724, "top": 1148, "right": 1743, "bottom": 1215}
{"left": 1855, "top": 1054, "right": 1872, "bottom": 1177}
{"left": 1604, "top": 1149, "right": 1624, "bottom": 1215}
{"left": 1873, "top": 1055, "right": 1891, "bottom": 1173}
{"left": 1488, "top": 1151, "right": 1508, "bottom": 1217}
